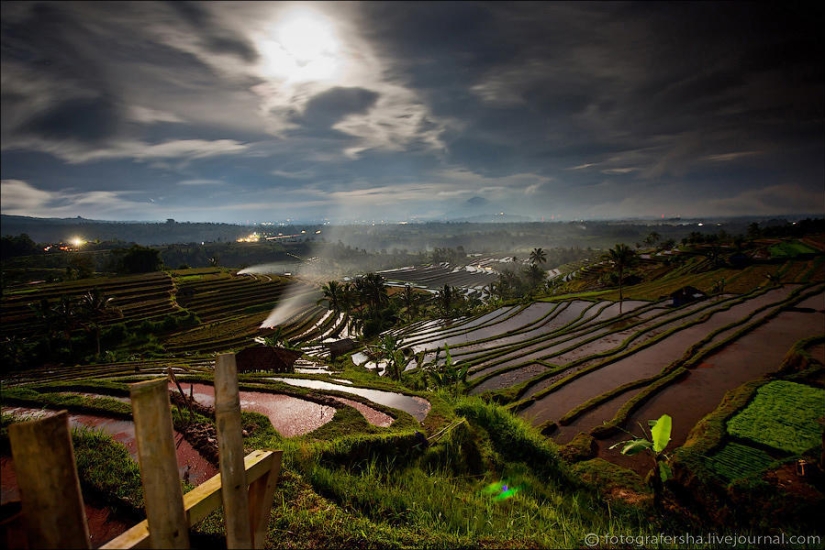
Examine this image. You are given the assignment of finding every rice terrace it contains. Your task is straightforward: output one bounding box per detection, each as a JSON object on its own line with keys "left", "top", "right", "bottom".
{"left": 0, "top": 216, "right": 823, "bottom": 549}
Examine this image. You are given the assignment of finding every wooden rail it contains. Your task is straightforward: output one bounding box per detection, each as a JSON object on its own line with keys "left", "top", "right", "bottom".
{"left": 7, "top": 353, "right": 282, "bottom": 549}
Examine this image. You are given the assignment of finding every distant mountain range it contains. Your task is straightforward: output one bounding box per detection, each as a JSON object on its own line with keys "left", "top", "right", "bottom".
{"left": 2, "top": 213, "right": 821, "bottom": 248}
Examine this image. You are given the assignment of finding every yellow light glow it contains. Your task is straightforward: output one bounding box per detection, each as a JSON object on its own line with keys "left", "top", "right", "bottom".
{"left": 70, "top": 237, "right": 86, "bottom": 247}
{"left": 257, "top": 8, "right": 341, "bottom": 82}
{"left": 236, "top": 232, "right": 261, "bottom": 243}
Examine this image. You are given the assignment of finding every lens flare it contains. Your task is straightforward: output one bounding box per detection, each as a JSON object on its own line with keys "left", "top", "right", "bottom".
{"left": 481, "top": 480, "right": 520, "bottom": 501}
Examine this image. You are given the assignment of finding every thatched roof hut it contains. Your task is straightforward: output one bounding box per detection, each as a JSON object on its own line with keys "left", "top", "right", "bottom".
{"left": 325, "top": 338, "right": 357, "bottom": 360}
{"left": 235, "top": 346, "right": 303, "bottom": 373}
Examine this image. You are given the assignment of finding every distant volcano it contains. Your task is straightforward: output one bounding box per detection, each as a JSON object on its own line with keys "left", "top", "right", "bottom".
{"left": 446, "top": 196, "right": 532, "bottom": 222}
{"left": 465, "top": 196, "right": 489, "bottom": 208}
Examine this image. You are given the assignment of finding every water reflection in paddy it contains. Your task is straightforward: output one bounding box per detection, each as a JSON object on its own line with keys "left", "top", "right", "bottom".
{"left": 266, "top": 378, "right": 431, "bottom": 422}
{"left": 171, "top": 382, "right": 336, "bottom": 437}
{"left": 0, "top": 406, "right": 217, "bottom": 485}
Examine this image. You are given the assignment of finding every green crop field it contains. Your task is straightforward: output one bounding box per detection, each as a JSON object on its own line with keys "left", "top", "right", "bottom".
{"left": 726, "top": 381, "right": 825, "bottom": 455}
{"left": 705, "top": 441, "right": 778, "bottom": 481}
{"left": 769, "top": 241, "right": 817, "bottom": 259}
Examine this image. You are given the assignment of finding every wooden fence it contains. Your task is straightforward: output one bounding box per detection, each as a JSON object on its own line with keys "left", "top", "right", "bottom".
{"left": 7, "top": 353, "right": 282, "bottom": 549}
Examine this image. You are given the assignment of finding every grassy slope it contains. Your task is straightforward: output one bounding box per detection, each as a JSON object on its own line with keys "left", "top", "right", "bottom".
{"left": 2, "top": 242, "right": 824, "bottom": 547}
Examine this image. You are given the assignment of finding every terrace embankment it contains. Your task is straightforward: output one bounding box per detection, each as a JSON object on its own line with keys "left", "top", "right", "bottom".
{"left": 591, "top": 289, "right": 823, "bottom": 476}
{"left": 519, "top": 285, "right": 799, "bottom": 428}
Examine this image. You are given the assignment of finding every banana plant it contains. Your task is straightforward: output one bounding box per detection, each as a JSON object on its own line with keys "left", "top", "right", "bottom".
{"left": 424, "top": 344, "right": 469, "bottom": 397}
{"left": 610, "top": 414, "right": 672, "bottom": 507}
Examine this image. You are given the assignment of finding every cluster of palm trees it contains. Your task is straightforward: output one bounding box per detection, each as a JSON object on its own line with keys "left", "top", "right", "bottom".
{"left": 484, "top": 248, "right": 550, "bottom": 302}
{"left": 319, "top": 243, "right": 639, "bottom": 340}
{"left": 26, "top": 288, "right": 123, "bottom": 362}
{"left": 320, "top": 273, "right": 482, "bottom": 338}
{"left": 319, "top": 274, "right": 393, "bottom": 338}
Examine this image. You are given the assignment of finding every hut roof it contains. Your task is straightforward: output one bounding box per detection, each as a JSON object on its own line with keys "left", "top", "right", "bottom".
{"left": 235, "top": 346, "right": 303, "bottom": 373}
{"left": 325, "top": 338, "right": 357, "bottom": 356}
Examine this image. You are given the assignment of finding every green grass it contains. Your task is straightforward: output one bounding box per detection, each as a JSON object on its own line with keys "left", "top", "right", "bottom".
{"left": 72, "top": 426, "right": 145, "bottom": 511}
{"left": 726, "top": 381, "right": 825, "bottom": 455}
{"left": 768, "top": 241, "right": 817, "bottom": 259}
{"left": 704, "top": 441, "right": 778, "bottom": 481}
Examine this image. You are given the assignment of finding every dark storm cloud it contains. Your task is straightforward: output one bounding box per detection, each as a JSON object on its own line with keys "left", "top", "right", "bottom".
{"left": 1, "top": 1, "right": 822, "bottom": 223}
{"left": 0, "top": 2, "right": 130, "bottom": 146}
{"left": 357, "top": 1, "right": 823, "bottom": 185}
{"left": 20, "top": 94, "right": 121, "bottom": 144}
{"left": 291, "top": 87, "right": 380, "bottom": 131}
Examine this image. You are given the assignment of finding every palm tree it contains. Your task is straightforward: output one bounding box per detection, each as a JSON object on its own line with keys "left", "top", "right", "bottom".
{"left": 52, "top": 294, "right": 80, "bottom": 355}
{"left": 644, "top": 232, "right": 661, "bottom": 247}
{"left": 340, "top": 281, "right": 357, "bottom": 332}
{"left": 359, "top": 273, "right": 389, "bottom": 318}
{"left": 319, "top": 280, "right": 343, "bottom": 313}
{"left": 529, "top": 247, "right": 547, "bottom": 266}
{"left": 525, "top": 263, "right": 546, "bottom": 291}
{"left": 436, "top": 284, "right": 455, "bottom": 317}
{"left": 400, "top": 284, "right": 420, "bottom": 320}
{"left": 602, "top": 243, "right": 637, "bottom": 314}
{"left": 81, "top": 287, "right": 122, "bottom": 358}
{"left": 497, "top": 271, "right": 518, "bottom": 300}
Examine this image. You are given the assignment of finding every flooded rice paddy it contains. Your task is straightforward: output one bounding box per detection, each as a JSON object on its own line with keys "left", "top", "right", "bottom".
{"left": 266, "top": 378, "right": 431, "bottom": 422}
{"left": 168, "top": 382, "right": 336, "bottom": 437}
{"left": 519, "top": 285, "right": 799, "bottom": 427}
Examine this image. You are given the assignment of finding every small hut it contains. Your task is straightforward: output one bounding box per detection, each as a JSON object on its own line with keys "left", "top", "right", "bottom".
{"left": 325, "top": 338, "right": 357, "bottom": 360}
{"left": 670, "top": 286, "right": 706, "bottom": 308}
{"left": 235, "top": 346, "right": 303, "bottom": 374}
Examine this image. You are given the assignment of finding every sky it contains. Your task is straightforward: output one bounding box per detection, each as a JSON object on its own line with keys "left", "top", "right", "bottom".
{"left": 1, "top": 1, "right": 823, "bottom": 224}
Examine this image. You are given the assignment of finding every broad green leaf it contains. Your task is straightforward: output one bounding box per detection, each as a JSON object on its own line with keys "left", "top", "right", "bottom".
{"left": 651, "top": 414, "right": 672, "bottom": 453}
{"left": 621, "top": 439, "right": 653, "bottom": 455}
{"left": 659, "top": 462, "right": 672, "bottom": 483}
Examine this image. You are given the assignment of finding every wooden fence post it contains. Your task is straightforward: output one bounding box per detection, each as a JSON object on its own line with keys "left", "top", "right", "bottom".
{"left": 130, "top": 378, "right": 190, "bottom": 549}
{"left": 8, "top": 411, "right": 91, "bottom": 549}
{"left": 248, "top": 449, "right": 282, "bottom": 548}
{"left": 215, "top": 353, "right": 253, "bottom": 549}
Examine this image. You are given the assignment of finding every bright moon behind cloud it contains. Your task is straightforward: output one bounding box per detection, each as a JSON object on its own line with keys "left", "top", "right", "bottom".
{"left": 257, "top": 8, "right": 341, "bottom": 83}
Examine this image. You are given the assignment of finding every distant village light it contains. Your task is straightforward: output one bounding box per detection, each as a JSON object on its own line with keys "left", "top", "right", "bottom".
{"left": 236, "top": 232, "right": 261, "bottom": 243}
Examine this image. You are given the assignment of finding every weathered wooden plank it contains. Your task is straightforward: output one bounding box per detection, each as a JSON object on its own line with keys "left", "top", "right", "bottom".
{"left": 215, "top": 353, "right": 253, "bottom": 549}
{"left": 8, "top": 411, "right": 91, "bottom": 549}
{"left": 130, "top": 378, "right": 190, "bottom": 549}
{"left": 248, "top": 449, "right": 283, "bottom": 549}
{"left": 100, "top": 450, "right": 277, "bottom": 550}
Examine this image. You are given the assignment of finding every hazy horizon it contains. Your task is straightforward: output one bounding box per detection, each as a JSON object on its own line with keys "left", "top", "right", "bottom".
{"left": 1, "top": 2, "right": 823, "bottom": 224}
